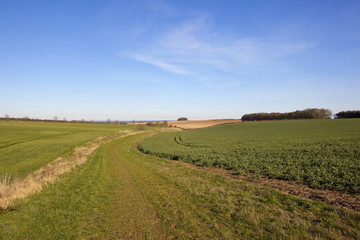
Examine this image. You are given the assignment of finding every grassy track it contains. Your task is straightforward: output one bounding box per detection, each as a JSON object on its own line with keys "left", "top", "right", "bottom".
{"left": 0, "top": 120, "right": 136, "bottom": 179}
{"left": 139, "top": 119, "right": 360, "bottom": 192}
{"left": 1, "top": 132, "right": 359, "bottom": 239}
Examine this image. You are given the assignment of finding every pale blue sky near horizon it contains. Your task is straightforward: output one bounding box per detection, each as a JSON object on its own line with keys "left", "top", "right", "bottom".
{"left": 1, "top": 0, "right": 359, "bottom": 121}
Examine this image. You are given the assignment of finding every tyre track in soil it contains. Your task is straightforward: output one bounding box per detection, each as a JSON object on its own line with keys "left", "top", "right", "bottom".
{"left": 102, "top": 133, "right": 241, "bottom": 239}
{"left": 104, "top": 137, "right": 163, "bottom": 239}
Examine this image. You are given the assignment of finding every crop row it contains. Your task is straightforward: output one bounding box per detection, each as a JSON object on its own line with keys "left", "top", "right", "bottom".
{"left": 138, "top": 119, "right": 360, "bottom": 192}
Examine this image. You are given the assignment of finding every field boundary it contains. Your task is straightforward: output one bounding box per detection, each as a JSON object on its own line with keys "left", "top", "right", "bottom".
{"left": 0, "top": 130, "right": 143, "bottom": 209}
{"left": 168, "top": 160, "right": 360, "bottom": 212}
{"left": 136, "top": 130, "right": 360, "bottom": 212}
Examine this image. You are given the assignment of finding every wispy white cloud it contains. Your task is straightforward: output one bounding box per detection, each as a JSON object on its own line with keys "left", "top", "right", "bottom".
{"left": 118, "top": 4, "right": 313, "bottom": 85}
{"left": 158, "top": 18, "right": 312, "bottom": 68}
{"left": 129, "top": 53, "right": 190, "bottom": 75}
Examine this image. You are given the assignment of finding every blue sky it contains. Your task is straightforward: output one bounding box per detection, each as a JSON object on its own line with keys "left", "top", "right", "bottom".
{"left": 1, "top": 0, "right": 359, "bottom": 120}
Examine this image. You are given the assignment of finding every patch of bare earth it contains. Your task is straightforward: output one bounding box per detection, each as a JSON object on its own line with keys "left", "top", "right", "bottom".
{"left": 0, "top": 130, "right": 142, "bottom": 209}
{"left": 172, "top": 161, "right": 360, "bottom": 213}
{"left": 168, "top": 119, "right": 242, "bottom": 129}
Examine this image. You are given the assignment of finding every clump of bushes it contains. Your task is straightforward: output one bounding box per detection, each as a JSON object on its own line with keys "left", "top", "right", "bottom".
{"left": 177, "top": 117, "right": 188, "bottom": 121}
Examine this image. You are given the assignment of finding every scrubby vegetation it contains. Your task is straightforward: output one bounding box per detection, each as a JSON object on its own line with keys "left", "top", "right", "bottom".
{"left": 241, "top": 108, "right": 332, "bottom": 121}
{"left": 146, "top": 121, "right": 168, "bottom": 127}
{"left": 138, "top": 119, "right": 360, "bottom": 192}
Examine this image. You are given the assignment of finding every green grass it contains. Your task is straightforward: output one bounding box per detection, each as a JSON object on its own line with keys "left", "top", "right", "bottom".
{"left": 1, "top": 132, "right": 359, "bottom": 239}
{"left": 0, "top": 120, "right": 137, "bottom": 179}
{"left": 138, "top": 119, "right": 360, "bottom": 192}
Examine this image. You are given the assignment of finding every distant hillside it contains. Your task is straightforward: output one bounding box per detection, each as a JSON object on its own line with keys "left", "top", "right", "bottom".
{"left": 168, "top": 119, "right": 242, "bottom": 129}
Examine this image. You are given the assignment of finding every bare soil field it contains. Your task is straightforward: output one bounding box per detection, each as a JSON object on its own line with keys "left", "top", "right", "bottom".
{"left": 168, "top": 119, "right": 242, "bottom": 129}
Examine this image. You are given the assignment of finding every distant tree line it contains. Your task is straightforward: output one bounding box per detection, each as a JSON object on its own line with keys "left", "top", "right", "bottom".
{"left": 335, "top": 111, "right": 360, "bottom": 119}
{"left": 241, "top": 108, "right": 333, "bottom": 121}
{"left": 0, "top": 115, "right": 127, "bottom": 124}
{"left": 0, "top": 116, "right": 68, "bottom": 122}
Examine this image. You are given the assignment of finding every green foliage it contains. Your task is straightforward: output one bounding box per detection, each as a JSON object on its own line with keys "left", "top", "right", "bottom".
{"left": 0, "top": 120, "right": 136, "bottom": 179}
{"left": 138, "top": 119, "right": 360, "bottom": 192}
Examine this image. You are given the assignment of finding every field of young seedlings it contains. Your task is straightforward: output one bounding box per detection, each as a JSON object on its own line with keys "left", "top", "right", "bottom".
{"left": 0, "top": 120, "right": 136, "bottom": 180}
{"left": 138, "top": 119, "right": 360, "bottom": 192}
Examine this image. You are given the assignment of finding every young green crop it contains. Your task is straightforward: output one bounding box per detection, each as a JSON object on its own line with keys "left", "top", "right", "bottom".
{"left": 0, "top": 120, "right": 137, "bottom": 179}
{"left": 1, "top": 132, "right": 359, "bottom": 239}
{"left": 138, "top": 119, "right": 360, "bottom": 192}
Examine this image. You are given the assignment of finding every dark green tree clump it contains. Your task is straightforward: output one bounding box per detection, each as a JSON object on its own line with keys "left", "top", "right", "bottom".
{"left": 241, "top": 108, "right": 332, "bottom": 121}
{"left": 335, "top": 111, "right": 360, "bottom": 119}
{"left": 177, "top": 117, "right": 188, "bottom": 121}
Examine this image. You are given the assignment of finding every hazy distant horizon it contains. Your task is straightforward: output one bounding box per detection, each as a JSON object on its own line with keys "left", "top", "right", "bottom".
{"left": 1, "top": 0, "right": 359, "bottom": 120}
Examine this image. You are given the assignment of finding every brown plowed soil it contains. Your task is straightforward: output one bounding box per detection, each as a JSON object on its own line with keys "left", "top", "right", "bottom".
{"left": 168, "top": 119, "right": 242, "bottom": 129}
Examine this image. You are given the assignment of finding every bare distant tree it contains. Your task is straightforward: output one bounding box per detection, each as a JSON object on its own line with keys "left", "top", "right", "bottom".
{"left": 132, "top": 119, "right": 136, "bottom": 125}
{"left": 5, "top": 114, "right": 10, "bottom": 120}
{"left": 53, "top": 116, "right": 58, "bottom": 122}
{"left": 81, "top": 119, "right": 86, "bottom": 123}
{"left": 106, "top": 119, "right": 111, "bottom": 124}
{"left": 114, "top": 120, "right": 119, "bottom": 125}
{"left": 23, "top": 116, "right": 30, "bottom": 121}
{"left": 63, "top": 117, "right": 67, "bottom": 122}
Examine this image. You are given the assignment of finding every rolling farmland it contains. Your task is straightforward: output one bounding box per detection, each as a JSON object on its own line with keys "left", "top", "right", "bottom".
{"left": 0, "top": 120, "right": 137, "bottom": 179}
{"left": 138, "top": 119, "right": 360, "bottom": 192}
{"left": 2, "top": 0, "right": 359, "bottom": 238}
{"left": 0, "top": 120, "right": 359, "bottom": 239}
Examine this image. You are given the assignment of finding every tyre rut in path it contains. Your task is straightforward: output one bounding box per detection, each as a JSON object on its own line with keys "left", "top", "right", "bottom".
{"left": 101, "top": 133, "right": 241, "bottom": 239}
{"left": 104, "top": 138, "right": 163, "bottom": 239}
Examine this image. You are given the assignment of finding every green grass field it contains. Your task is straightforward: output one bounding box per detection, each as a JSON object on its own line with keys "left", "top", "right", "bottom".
{"left": 1, "top": 131, "right": 359, "bottom": 239}
{"left": 0, "top": 120, "right": 137, "bottom": 180}
{"left": 138, "top": 119, "right": 360, "bottom": 192}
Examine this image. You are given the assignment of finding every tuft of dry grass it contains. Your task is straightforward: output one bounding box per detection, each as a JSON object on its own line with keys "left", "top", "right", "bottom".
{"left": 0, "top": 130, "right": 142, "bottom": 209}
